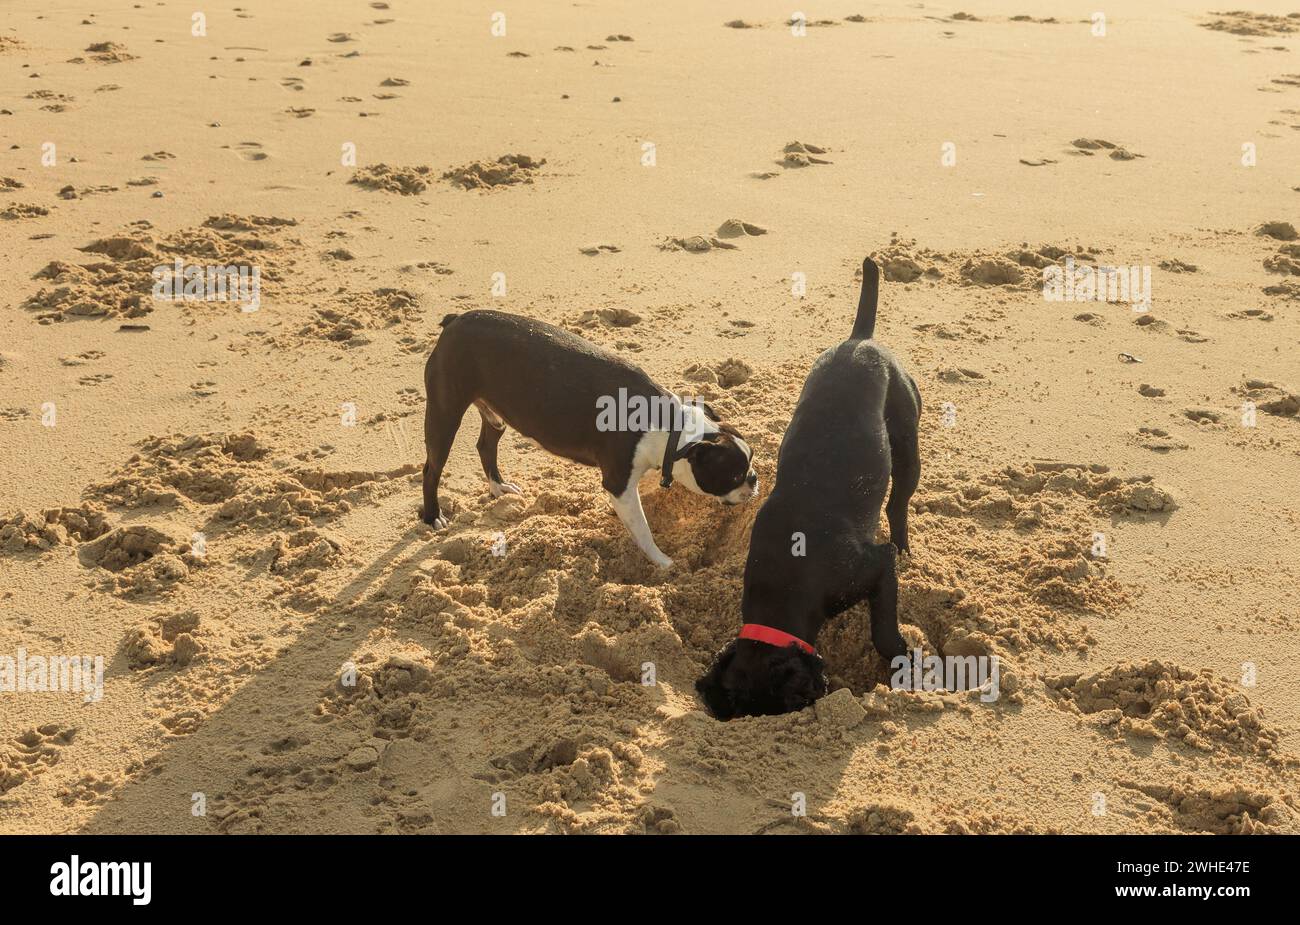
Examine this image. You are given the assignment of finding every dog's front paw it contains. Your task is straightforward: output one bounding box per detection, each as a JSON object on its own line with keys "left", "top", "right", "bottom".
{"left": 875, "top": 631, "right": 909, "bottom": 663}
{"left": 488, "top": 480, "right": 522, "bottom": 498}
{"left": 419, "top": 508, "right": 449, "bottom": 530}
{"left": 650, "top": 552, "right": 674, "bottom": 569}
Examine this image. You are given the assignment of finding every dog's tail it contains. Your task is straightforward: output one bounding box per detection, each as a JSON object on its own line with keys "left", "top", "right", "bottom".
{"left": 851, "top": 256, "right": 880, "bottom": 340}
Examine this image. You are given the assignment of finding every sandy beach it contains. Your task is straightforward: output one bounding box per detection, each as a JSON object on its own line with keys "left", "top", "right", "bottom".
{"left": 2, "top": 0, "right": 1299, "bottom": 834}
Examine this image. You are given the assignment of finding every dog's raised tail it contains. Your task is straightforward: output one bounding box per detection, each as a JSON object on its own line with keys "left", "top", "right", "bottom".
{"left": 851, "top": 256, "right": 880, "bottom": 340}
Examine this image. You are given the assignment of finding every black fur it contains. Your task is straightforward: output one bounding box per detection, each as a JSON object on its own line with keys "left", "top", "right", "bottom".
{"left": 851, "top": 256, "right": 879, "bottom": 340}
{"left": 696, "top": 255, "right": 921, "bottom": 720}
{"left": 695, "top": 640, "right": 828, "bottom": 719}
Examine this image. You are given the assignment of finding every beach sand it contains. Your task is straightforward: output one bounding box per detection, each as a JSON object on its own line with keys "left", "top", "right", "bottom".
{"left": 1, "top": 1, "right": 1298, "bottom": 834}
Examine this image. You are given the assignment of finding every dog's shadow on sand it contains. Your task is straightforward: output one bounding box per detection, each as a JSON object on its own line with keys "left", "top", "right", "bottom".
{"left": 77, "top": 524, "right": 466, "bottom": 834}
{"left": 77, "top": 508, "right": 696, "bottom": 834}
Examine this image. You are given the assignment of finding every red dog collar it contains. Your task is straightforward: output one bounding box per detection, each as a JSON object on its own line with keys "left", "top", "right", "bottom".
{"left": 738, "top": 623, "right": 816, "bottom": 655}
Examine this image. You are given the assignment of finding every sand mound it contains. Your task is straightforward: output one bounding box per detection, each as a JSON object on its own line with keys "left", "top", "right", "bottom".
{"left": 872, "top": 238, "right": 1110, "bottom": 289}
{"left": 1201, "top": 11, "right": 1300, "bottom": 37}
{"left": 0, "top": 506, "right": 110, "bottom": 553}
{"left": 2, "top": 202, "right": 50, "bottom": 219}
{"left": 22, "top": 218, "right": 289, "bottom": 322}
{"left": 1264, "top": 243, "right": 1300, "bottom": 275}
{"left": 295, "top": 288, "right": 422, "bottom": 345}
{"left": 348, "top": 164, "right": 432, "bottom": 194}
{"left": 88, "top": 432, "right": 418, "bottom": 533}
{"left": 123, "top": 612, "right": 204, "bottom": 669}
{"left": 79, "top": 41, "right": 136, "bottom": 63}
{"left": 1119, "top": 779, "right": 1293, "bottom": 834}
{"left": 442, "top": 154, "right": 545, "bottom": 190}
{"left": 1046, "top": 660, "right": 1283, "bottom": 759}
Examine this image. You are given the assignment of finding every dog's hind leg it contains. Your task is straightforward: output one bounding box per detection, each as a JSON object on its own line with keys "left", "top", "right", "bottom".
{"left": 474, "top": 401, "right": 520, "bottom": 498}
{"left": 884, "top": 374, "right": 921, "bottom": 555}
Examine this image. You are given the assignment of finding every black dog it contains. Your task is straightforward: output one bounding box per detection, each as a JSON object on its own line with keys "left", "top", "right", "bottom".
{"left": 696, "top": 256, "right": 921, "bottom": 719}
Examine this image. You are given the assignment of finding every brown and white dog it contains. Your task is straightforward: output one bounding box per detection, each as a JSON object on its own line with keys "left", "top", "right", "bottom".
{"left": 421, "top": 309, "right": 758, "bottom": 567}
{"left": 696, "top": 257, "right": 921, "bottom": 719}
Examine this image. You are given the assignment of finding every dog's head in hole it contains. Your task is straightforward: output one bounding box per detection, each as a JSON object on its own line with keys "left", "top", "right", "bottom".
{"left": 667, "top": 401, "right": 758, "bottom": 505}
{"left": 694, "top": 639, "right": 828, "bottom": 720}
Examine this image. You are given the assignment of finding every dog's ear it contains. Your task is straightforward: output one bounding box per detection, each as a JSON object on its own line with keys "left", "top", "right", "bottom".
{"left": 695, "top": 642, "right": 739, "bottom": 719}
{"left": 681, "top": 432, "right": 724, "bottom": 457}
{"left": 692, "top": 400, "right": 721, "bottom": 422}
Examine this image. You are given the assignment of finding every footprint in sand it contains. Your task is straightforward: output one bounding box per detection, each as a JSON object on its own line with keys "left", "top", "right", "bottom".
{"left": 781, "top": 141, "right": 832, "bottom": 168}
{"left": 716, "top": 219, "right": 767, "bottom": 238}
{"left": 573, "top": 308, "right": 640, "bottom": 329}
{"left": 60, "top": 350, "right": 104, "bottom": 367}
{"left": 1067, "top": 138, "right": 1143, "bottom": 160}
{"left": 1235, "top": 379, "right": 1300, "bottom": 419}
{"left": 721, "top": 319, "right": 755, "bottom": 339}
{"left": 1227, "top": 307, "right": 1274, "bottom": 322}
{"left": 1183, "top": 408, "right": 1222, "bottom": 425}
{"left": 1256, "top": 220, "right": 1297, "bottom": 241}
{"left": 1133, "top": 315, "right": 1207, "bottom": 343}
{"left": 938, "top": 367, "right": 988, "bottom": 385}
{"left": 659, "top": 235, "right": 737, "bottom": 253}
{"left": 280, "top": 76, "right": 305, "bottom": 92}
{"left": 1135, "top": 427, "right": 1188, "bottom": 453}
{"left": 227, "top": 141, "right": 268, "bottom": 161}
{"left": 684, "top": 359, "right": 752, "bottom": 388}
